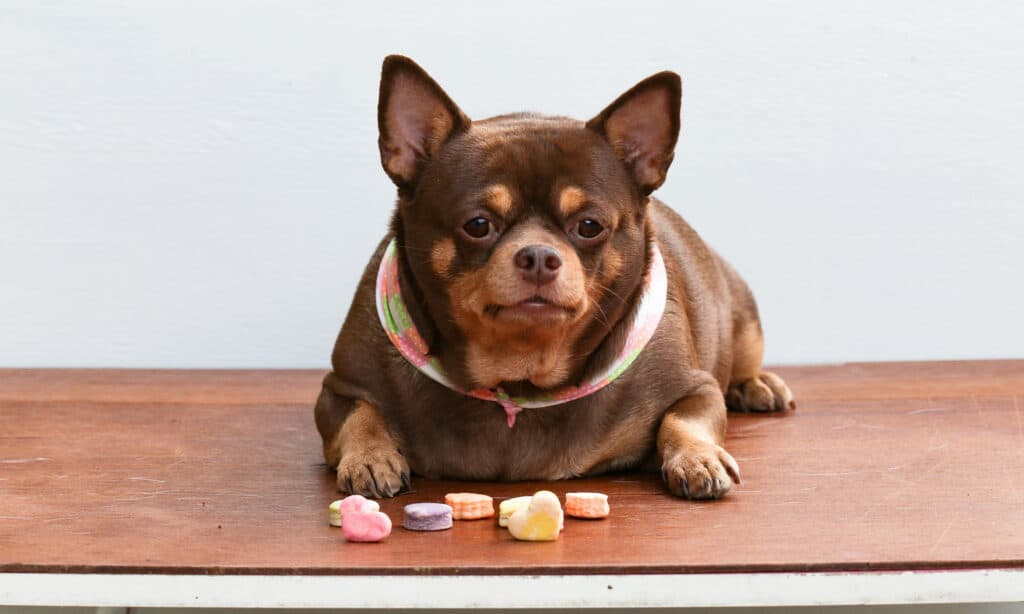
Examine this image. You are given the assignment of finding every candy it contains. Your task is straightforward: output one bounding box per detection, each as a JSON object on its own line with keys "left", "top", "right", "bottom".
{"left": 444, "top": 492, "right": 494, "bottom": 520}
{"left": 565, "top": 492, "right": 610, "bottom": 519}
{"left": 403, "top": 503, "right": 453, "bottom": 531}
{"left": 340, "top": 494, "right": 380, "bottom": 515}
{"left": 507, "top": 490, "right": 564, "bottom": 541}
{"left": 329, "top": 495, "right": 380, "bottom": 527}
{"left": 341, "top": 510, "right": 392, "bottom": 542}
{"left": 498, "top": 496, "right": 532, "bottom": 528}
{"left": 328, "top": 499, "right": 343, "bottom": 527}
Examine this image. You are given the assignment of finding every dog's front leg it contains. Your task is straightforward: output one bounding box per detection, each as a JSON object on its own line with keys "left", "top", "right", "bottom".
{"left": 657, "top": 372, "right": 741, "bottom": 500}
{"left": 314, "top": 383, "right": 409, "bottom": 498}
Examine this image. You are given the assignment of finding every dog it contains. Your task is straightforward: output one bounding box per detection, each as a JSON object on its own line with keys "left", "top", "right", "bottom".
{"left": 314, "top": 55, "right": 794, "bottom": 501}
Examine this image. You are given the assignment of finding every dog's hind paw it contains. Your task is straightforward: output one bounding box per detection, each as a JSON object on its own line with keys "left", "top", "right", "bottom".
{"left": 336, "top": 447, "right": 411, "bottom": 499}
{"left": 726, "top": 371, "right": 795, "bottom": 413}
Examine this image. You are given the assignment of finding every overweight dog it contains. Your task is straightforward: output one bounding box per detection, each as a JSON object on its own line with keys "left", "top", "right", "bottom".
{"left": 315, "top": 55, "right": 794, "bottom": 500}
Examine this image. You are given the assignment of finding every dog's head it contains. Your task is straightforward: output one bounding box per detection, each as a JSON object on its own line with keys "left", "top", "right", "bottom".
{"left": 377, "top": 56, "right": 681, "bottom": 390}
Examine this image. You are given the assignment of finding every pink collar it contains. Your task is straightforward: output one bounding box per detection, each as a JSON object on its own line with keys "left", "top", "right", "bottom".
{"left": 375, "top": 239, "right": 667, "bottom": 427}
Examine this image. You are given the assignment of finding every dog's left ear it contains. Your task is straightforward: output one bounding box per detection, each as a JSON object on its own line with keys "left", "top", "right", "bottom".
{"left": 586, "top": 71, "right": 681, "bottom": 195}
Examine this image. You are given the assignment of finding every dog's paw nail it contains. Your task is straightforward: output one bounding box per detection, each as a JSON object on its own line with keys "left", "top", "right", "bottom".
{"left": 336, "top": 449, "right": 409, "bottom": 499}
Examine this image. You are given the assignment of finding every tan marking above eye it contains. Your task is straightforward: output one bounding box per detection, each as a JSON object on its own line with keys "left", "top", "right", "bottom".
{"left": 557, "top": 186, "right": 587, "bottom": 218}
{"left": 431, "top": 237, "right": 456, "bottom": 277}
{"left": 483, "top": 184, "right": 513, "bottom": 217}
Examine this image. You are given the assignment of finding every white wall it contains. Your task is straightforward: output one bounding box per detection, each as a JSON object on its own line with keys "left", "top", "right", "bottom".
{"left": 2, "top": 1, "right": 1022, "bottom": 368}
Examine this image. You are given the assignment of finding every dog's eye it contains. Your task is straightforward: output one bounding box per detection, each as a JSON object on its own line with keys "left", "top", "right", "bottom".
{"left": 462, "top": 217, "right": 491, "bottom": 239}
{"left": 576, "top": 219, "right": 605, "bottom": 239}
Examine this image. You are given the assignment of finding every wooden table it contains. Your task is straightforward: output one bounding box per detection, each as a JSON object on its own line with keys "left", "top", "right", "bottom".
{"left": 1, "top": 361, "right": 1022, "bottom": 608}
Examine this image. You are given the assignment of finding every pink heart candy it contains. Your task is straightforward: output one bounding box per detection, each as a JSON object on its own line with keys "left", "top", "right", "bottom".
{"left": 338, "top": 494, "right": 379, "bottom": 515}
{"left": 341, "top": 511, "right": 392, "bottom": 542}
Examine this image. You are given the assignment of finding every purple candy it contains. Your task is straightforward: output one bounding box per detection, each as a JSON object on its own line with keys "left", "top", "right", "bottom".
{"left": 403, "top": 503, "right": 453, "bottom": 531}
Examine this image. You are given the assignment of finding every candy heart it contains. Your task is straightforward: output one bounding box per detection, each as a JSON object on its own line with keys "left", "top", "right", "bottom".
{"left": 329, "top": 495, "right": 381, "bottom": 527}
{"left": 498, "top": 496, "right": 531, "bottom": 528}
{"left": 341, "top": 510, "right": 392, "bottom": 542}
{"left": 507, "top": 490, "right": 563, "bottom": 541}
{"left": 340, "top": 494, "right": 380, "bottom": 514}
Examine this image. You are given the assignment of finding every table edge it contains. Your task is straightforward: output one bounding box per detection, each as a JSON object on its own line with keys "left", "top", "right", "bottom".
{"left": 2, "top": 569, "right": 1023, "bottom": 608}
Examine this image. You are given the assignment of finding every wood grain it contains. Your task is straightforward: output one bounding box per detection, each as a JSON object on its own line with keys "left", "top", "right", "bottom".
{"left": 1, "top": 361, "right": 1022, "bottom": 575}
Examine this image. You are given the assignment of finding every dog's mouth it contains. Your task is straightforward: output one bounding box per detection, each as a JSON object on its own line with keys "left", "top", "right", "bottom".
{"left": 484, "top": 295, "right": 577, "bottom": 321}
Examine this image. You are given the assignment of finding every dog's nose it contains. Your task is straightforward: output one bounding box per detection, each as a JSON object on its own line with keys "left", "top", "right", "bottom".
{"left": 514, "top": 245, "right": 562, "bottom": 285}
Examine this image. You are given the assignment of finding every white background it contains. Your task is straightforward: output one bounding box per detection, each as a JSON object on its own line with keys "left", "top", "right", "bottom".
{"left": 2, "top": 1, "right": 1022, "bottom": 368}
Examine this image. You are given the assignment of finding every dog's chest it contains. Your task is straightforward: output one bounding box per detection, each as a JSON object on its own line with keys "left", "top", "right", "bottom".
{"left": 388, "top": 377, "right": 670, "bottom": 481}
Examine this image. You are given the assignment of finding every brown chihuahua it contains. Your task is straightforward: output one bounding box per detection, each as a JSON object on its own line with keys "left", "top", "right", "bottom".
{"left": 315, "top": 55, "right": 793, "bottom": 500}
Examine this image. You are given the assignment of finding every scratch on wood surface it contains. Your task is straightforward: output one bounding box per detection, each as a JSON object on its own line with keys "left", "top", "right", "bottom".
{"left": 0, "top": 457, "right": 50, "bottom": 464}
{"left": 42, "top": 515, "right": 84, "bottom": 524}
{"left": 850, "top": 454, "right": 952, "bottom": 525}
{"left": 731, "top": 420, "right": 777, "bottom": 433}
{"left": 830, "top": 420, "right": 891, "bottom": 431}
{"left": 268, "top": 503, "right": 305, "bottom": 512}
{"left": 114, "top": 490, "right": 175, "bottom": 501}
{"left": 128, "top": 477, "right": 167, "bottom": 484}
{"left": 906, "top": 407, "right": 947, "bottom": 415}
{"left": 928, "top": 515, "right": 957, "bottom": 555}
{"left": 855, "top": 422, "right": 891, "bottom": 431}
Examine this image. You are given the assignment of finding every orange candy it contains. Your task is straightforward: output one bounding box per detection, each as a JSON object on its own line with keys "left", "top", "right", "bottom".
{"left": 444, "top": 492, "right": 495, "bottom": 520}
{"left": 565, "top": 492, "right": 610, "bottom": 519}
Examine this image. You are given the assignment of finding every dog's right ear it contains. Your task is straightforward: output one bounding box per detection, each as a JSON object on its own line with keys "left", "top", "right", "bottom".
{"left": 378, "top": 55, "right": 470, "bottom": 191}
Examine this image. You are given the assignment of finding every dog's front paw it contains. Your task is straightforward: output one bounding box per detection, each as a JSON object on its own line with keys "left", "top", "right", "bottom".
{"left": 661, "top": 442, "right": 740, "bottom": 500}
{"left": 336, "top": 447, "right": 410, "bottom": 499}
{"left": 727, "top": 371, "right": 795, "bottom": 412}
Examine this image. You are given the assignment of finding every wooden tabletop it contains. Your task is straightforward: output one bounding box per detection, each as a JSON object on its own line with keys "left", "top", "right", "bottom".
{"left": 1, "top": 361, "right": 1022, "bottom": 576}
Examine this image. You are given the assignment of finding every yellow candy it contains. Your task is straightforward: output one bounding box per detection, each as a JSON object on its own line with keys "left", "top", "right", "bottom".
{"left": 498, "top": 496, "right": 532, "bottom": 528}
{"left": 507, "top": 490, "right": 564, "bottom": 541}
{"left": 328, "top": 500, "right": 343, "bottom": 527}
